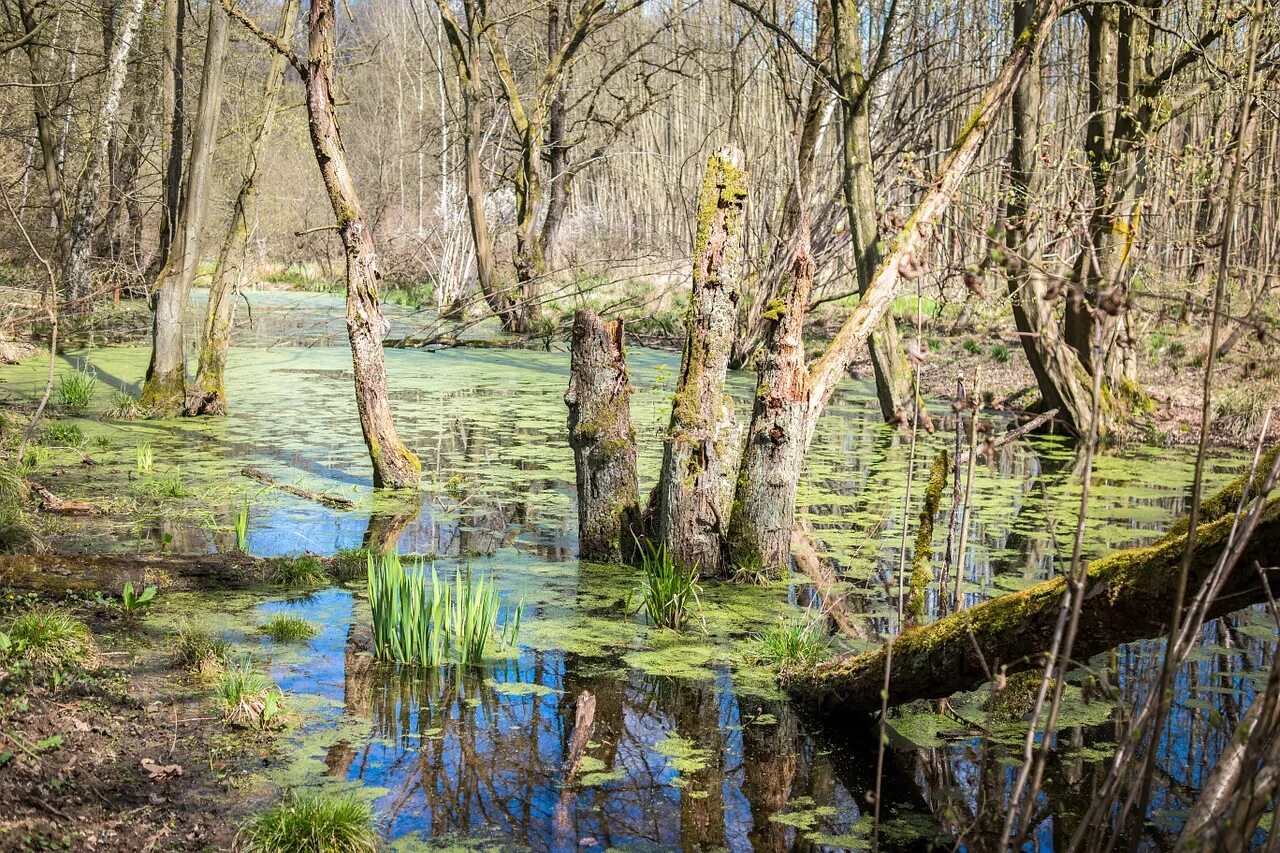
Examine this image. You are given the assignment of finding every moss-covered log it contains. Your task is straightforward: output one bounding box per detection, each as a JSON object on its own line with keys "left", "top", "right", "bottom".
{"left": 653, "top": 148, "right": 747, "bottom": 577}
{"left": 566, "top": 309, "right": 639, "bottom": 563}
{"left": 783, "top": 494, "right": 1280, "bottom": 715}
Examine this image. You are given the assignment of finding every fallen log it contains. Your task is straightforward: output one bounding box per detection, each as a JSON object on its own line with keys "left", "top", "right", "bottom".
{"left": 783, "top": 492, "right": 1280, "bottom": 715}
{"left": 240, "top": 466, "right": 356, "bottom": 510}
{"left": 30, "top": 482, "right": 103, "bottom": 515}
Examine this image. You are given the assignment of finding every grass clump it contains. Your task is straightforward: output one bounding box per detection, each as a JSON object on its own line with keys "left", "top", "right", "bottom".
{"left": 177, "top": 627, "right": 231, "bottom": 676}
{"left": 106, "top": 390, "right": 144, "bottom": 420}
{"left": 4, "top": 607, "right": 95, "bottom": 671}
{"left": 749, "top": 613, "right": 829, "bottom": 668}
{"left": 146, "top": 467, "right": 189, "bottom": 498}
{"left": 135, "top": 442, "right": 154, "bottom": 474}
{"left": 271, "top": 555, "right": 329, "bottom": 588}
{"left": 367, "top": 552, "right": 522, "bottom": 668}
{"left": 216, "top": 657, "right": 287, "bottom": 729}
{"left": 240, "top": 791, "right": 377, "bottom": 853}
{"left": 961, "top": 339, "right": 981, "bottom": 355}
{"left": 57, "top": 366, "right": 96, "bottom": 413}
{"left": 261, "top": 614, "right": 318, "bottom": 642}
{"left": 232, "top": 499, "right": 250, "bottom": 552}
{"left": 43, "top": 421, "right": 83, "bottom": 447}
{"left": 0, "top": 465, "right": 41, "bottom": 554}
{"left": 634, "top": 539, "right": 703, "bottom": 631}
{"left": 988, "top": 343, "right": 1011, "bottom": 363}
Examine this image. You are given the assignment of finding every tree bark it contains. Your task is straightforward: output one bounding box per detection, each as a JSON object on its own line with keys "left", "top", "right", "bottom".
{"left": 140, "top": 2, "right": 228, "bottom": 416}
{"left": 300, "top": 0, "right": 421, "bottom": 488}
{"left": 783, "top": 494, "right": 1280, "bottom": 715}
{"left": 188, "top": 0, "right": 299, "bottom": 416}
{"left": 832, "top": 0, "right": 913, "bottom": 423}
{"left": 155, "top": 0, "right": 186, "bottom": 273}
{"left": 726, "top": 219, "right": 815, "bottom": 577}
{"left": 653, "top": 148, "right": 748, "bottom": 578}
{"left": 59, "top": 0, "right": 148, "bottom": 309}
{"left": 1004, "top": 0, "right": 1099, "bottom": 437}
{"left": 566, "top": 309, "right": 639, "bottom": 563}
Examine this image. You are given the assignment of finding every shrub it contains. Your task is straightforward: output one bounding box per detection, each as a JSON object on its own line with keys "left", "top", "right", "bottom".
{"left": 216, "top": 657, "right": 286, "bottom": 729}
{"left": 270, "top": 555, "right": 329, "bottom": 588}
{"left": 240, "top": 791, "right": 377, "bottom": 853}
{"left": 635, "top": 539, "right": 703, "bottom": 631}
{"left": 5, "top": 607, "right": 95, "bottom": 671}
{"left": 261, "top": 614, "right": 318, "bottom": 642}
{"left": 57, "top": 367, "right": 96, "bottom": 413}
{"left": 749, "top": 614, "right": 829, "bottom": 668}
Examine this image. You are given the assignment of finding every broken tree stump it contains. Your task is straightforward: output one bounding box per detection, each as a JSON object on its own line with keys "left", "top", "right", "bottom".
{"left": 565, "top": 309, "right": 639, "bottom": 563}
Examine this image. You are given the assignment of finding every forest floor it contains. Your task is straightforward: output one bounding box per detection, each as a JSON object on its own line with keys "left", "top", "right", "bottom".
{"left": 0, "top": 596, "right": 273, "bottom": 852}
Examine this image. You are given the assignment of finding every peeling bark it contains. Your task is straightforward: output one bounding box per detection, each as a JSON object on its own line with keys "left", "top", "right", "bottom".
{"left": 566, "top": 309, "right": 639, "bottom": 563}
{"left": 653, "top": 148, "right": 748, "bottom": 578}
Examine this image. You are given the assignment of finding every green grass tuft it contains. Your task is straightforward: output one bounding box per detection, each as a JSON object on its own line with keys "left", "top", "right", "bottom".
{"left": 216, "top": 657, "right": 287, "bottom": 729}
{"left": 176, "top": 627, "right": 231, "bottom": 674}
{"left": 271, "top": 555, "right": 329, "bottom": 588}
{"left": 749, "top": 613, "right": 829, "bottom": 668}
{"left": 5, "top": 607, "right": 95, "bottom": 671}
{"left": 988, "top": 343, "right": 1011, "bottom": 363}
{"left": 634, "top": 539, "right": 703, "bottom": 631}
{"left": 57, "top": 366, "right": 97, "bottom": 413}
{"left": 240, "top": 791, "right": 377, "bottom": 853}
{"left": 43, "top": 421, "right": 84, "bottom": 447}
{"left": 261, "top": 614, "right": 318, "bottom": 642}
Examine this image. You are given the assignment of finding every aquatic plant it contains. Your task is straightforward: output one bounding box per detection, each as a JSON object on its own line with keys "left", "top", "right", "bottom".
{"left": 240, "top": 791, "right": 377, "bottom": 853}
{"left": 233, "top": 499, "right": 250, "bottom": 552}
{"left": 261, "top": 614, "right": 318, "bottom": 642}
{"left": 135, "top": 441, "right": 154, "bottom": 475}
{"left": 106, "top": 390, "right": 144, "bottom": 420}
{"left": 750, "top": 612, "right": 829, "bottom": 668}
{"left": 117, "top": 580, "right": 157, "bottom": 626}
{"left": 57, "top": 366, "right": 96, "bottom": 413}
{"left": 634, "top": 539, "right": 703, "bottom": 631}
{"left": 270, "top": 555, "right": 329, "bottom": 588}
{"left": 330, "top": 547, "right": 371, "bottom": 580}
{"left": 4, "top": 607, "right": 95, "bottom": 671}
{"left": 366, "top": 552, "right": 522, "bottom": 668}
{"left": 149, "top": 467, "right": 188, "bottom": 498}
{"left": 43, "top": 421, "right": 84, "bottom": 447}
{"left": 176, "top": 628, "right": 231, "bottom": 675}
{"left": 216, "top": 657, "right": 287, "bottom": 729}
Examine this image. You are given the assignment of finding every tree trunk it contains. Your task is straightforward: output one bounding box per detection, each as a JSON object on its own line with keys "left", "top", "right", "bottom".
{"left": 1004, "top": 0, "right": 1100, "bottom": 437}
{"left": 59, "top": 0, "right": 148, "bottom": 309}
{"left": 303, "top": 0, "right": 420, "bottom": 488}
{"left": 17, "top": 0, "right": 68, "bottom": 267}
{"left": 784, "top": 492, "right": 1280, "bottom": 715}
{"left": 155, "top": 0, "right": 186, "bottom": 275}
{"left": 140, "top": 3, "right": 228, "bottom": 416}
{"left": 566, "top": 309, "right": 640, "bottom": 563}
{"left": 187, "top": 0, "right": 299, "bottom": 416}
{"left": 653, "top": 148, "right": 747, "bottom": 578}
{"left": 726, "top": 220, "right": 815, "bottom": 577}
{"left": 832, "top": 0, "right": 913, "bottom": 423}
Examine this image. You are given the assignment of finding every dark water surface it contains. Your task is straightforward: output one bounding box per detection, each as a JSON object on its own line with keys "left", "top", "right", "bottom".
{"left": 3, "top": 324, "right": 1271, "bottom": 850}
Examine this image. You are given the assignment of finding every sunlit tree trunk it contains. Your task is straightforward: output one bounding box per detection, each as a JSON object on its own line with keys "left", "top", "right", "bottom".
{"left": 140, "top": 3, "right": 228, "bottom": 415}
{"left": 301, "top": 0, "right": 421, "bottom": 487}
{"left": 653, "top": 149, "right": 747, "bottom": 578}
{"left": 566, "top": 309, "right": 640, "bottom": 563}
{"left": 726, "top": 220, "right": 815, "bottom": 577}
{"left": 188, "top": 0, "right": 299, "bottom": 416}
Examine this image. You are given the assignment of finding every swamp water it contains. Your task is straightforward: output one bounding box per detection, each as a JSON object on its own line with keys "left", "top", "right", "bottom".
{"left": 3, "top": 302, "right": 1272, "bottom": 850}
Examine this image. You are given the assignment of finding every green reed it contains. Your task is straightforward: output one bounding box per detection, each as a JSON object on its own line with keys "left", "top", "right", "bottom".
{"left": 366, "top": 551, "right": 522, "bottom": 668}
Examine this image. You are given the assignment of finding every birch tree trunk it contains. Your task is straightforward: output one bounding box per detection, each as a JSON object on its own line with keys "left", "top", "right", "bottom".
{"left": 726, "top": 220, "right": 815, "bottom": 577}
{"left": 566, "top": 309, "right": 639, "bottom": 562}
{"left": 59, "top": 0, "right": 147, "bottom": 309}
{"left": 188, "top": 0, "right": 299, "bottom": 416}
{"left": 653, "top": 149, "right": 747, "bottom": 578}
{"left": 301, "top": 0, "right": 421, "bottom": 488}
{"left": 140, "top": 3, "right": 228, "bottom": 415}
